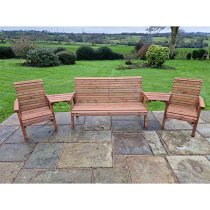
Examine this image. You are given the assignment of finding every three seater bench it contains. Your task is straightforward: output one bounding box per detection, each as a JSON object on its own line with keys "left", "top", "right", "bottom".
{"left": 70, "top": 76, "right": 148, "bottom": 128}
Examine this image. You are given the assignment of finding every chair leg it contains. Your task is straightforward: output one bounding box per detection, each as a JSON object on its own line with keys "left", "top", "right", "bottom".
{"left": 52, "top": 118, "right": 58, "bottom": 132}
{"left": 71, "top": 114, "right": 75, "bottom": 129}
{"left": 20, "top": 124, "right": 28, "bottom": 142}
{"left": 192, "top": 121, "right": 198, "bottom": 137}
{"left": 161, "top": 103, "right": 168, "bottom": 130}
{"left": 161, "top": 115, "right": 167, "bottom": 130}
{"left": 17, "top": 113, "right": 28, "bottom": 141}
{"left": 144, "top": 115, "right": 148, "bottom": 128}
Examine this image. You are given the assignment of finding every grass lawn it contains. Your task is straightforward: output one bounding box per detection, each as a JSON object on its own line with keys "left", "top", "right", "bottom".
{"left": 0, "top": 59, "right": 209, "bottom": 123}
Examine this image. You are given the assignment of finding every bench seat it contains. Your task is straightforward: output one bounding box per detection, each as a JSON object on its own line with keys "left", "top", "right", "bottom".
{"left": 72, "top": 102, "right": 147, "bottom": 116}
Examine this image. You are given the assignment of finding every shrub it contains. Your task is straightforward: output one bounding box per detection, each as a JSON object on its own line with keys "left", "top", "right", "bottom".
{"left": 197, "top": 49, "right": 207, "bottom": 60}
{"left": 192, "top": 50, "right": 199, "bottom": 60}
{"left": 53, "top": 47, "right": 67, "bottom": 54}
{"left": 186, "top": 53, "right": 192, "bottom": 60}
{"left": 12, "top": 36, "right": 35, "bottom": 58}
{"left": 146, "top": 45, "right": 170, "bottom": 68}
{"left": 0, "top": 46, "right": 15, "bottom": 59}
{"left": 56, "top": 51, "right": 76, "bottom": 65}
{"left": 76, "top": 46, "right": 96, "bottom": 60}
{"left": 26, "top": 48, "right": 60, "bottom": 67}
{"left": 96, "top": 46, "right": 123, "bottom": 60}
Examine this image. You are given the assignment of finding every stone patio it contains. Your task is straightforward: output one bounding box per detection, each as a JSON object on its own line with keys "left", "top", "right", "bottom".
{"left": 1, "top": 111, "right": 210, "bottom": 183}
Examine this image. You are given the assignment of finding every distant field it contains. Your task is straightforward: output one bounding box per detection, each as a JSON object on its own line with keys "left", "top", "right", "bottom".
{"left": 0, "top": 59, "right": 209, "bottom": 123}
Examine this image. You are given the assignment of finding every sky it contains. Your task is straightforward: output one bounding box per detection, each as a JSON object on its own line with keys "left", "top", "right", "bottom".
{"left": 0, "top": 26, "right": 210, "bottom": 34}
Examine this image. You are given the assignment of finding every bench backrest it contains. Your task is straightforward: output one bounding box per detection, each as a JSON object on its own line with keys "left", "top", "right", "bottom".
{"left": 169, "top": 78, "right": 203, "bottom": 108}
{"left": 14, "top": 80, "right": 49, "bottom": 112}
{"left": 74, "top": 77, "right": 143, "bottom": 103}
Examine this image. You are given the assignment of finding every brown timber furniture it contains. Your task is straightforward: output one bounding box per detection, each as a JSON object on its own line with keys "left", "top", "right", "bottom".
{"left": 14, "top": 80, "right": 58, "bottom": 141}
{"left": 70, "top": 76, "right": 148, "bottom": 128}
{"left": 142, "top": 92, "right": 170, "bottom": 110}
{"left": 47, "top": 93, "right": 74, "bottom": 109}
{"left": 161, "top": 78, "right": 205, "bottom": 137}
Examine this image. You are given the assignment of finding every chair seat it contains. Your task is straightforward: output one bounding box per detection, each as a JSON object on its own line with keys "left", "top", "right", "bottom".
{"left": 72, "top": 102, "right": 147, "bottom": 115}
{"left": 166, "top": 104, "right": 198, "bottom": 122}
{"left": 22, "top": 107, "right": 53, "bottom": 126}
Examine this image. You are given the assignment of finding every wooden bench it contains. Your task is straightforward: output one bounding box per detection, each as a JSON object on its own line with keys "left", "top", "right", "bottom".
{"left": 70, "top": 77, "right": 148, "bottom": 128}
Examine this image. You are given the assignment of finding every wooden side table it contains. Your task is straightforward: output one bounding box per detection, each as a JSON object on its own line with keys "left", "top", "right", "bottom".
{"left": 142, "top": 92, "right": 170, "bottom": 109}
{"left": 47, "top": 93, "right": 74, "bottom": 113}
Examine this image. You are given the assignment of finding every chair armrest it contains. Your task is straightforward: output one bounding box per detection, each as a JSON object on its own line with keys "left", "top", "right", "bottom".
{"left": 14, "top": 99, "right": 19, "bottom": 113}
{"left": 199, "top": 96, "right": 205, "bottom": 109}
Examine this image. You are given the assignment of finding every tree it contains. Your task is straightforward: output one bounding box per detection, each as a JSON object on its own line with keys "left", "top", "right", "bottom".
{"left": 0, "top": 32, "right": 6, "bottom": 43}
{"left": 146, "top": 26, "right": 179, "bottom": 58}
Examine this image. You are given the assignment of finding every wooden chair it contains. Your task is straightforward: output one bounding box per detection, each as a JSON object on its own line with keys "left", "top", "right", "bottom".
{"left": 71, "top": 77, "right": 148, "bottom": 128}
{"left": 14, "top": 80, "right": 58, "bottom": 141}
{"left": 161, "top": 78, "right": 205, "bottom": 137}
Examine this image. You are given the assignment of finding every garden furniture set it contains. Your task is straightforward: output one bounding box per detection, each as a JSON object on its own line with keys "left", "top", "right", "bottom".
{"left": 14, "top": 76, "right": 205, "bottom": 141}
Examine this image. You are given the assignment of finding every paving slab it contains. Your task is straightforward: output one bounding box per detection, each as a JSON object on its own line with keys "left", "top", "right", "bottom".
{"left": 93, "top": 168, "right": 130, "bottom": 183}
{"left": 153, "top": 111, "right": 192, "bottom": 130}
{"left": 0, "top": 143, "right": 36, "bottom": 161}
{"left": 126, "top": 156, "right": 176, "bottom": 183}
{"left": 49, "top": 125, "right": 82, "bottom": 143}
{"left": 58, "top": 143, "right": 112, "bottom": 168}
{"left": 200, "top": 111, "right": 210, "bottom": 123}
{"left": 159, "top": 130, "right": 210, "bottom": 155}
{"left": 0, "top": 162, "right": 24, "bottom": 183}
{"left": 0, "top": 114, "right": 19, "bottom": 126}
{"left": 197, "top": 124, "right": 210, "bottom": 138}
{"left": 77, "top": 131, "right": 111, "bottom": 143}
{"left": 139, "top": 119, "right": 161, "bottom": 130}
{"left": 25, "top": 143, "right": 63, "bottom": 169}
{"left": 0, "top": 113, "right": 48, "bottom": 126}
{"left": 167, "top": 156, "right": 210, "bottom": 183}
{"left": 112, "top": 120, "right": 142, "bottom": 133}
{"left": 144, "top": 131, "right": 167, "bottom": 155}
{"left": 5, "top": 125, "right": 54, "bottom": 143}
{"left": 0, "top": 126, "right": 19, "bottom": 145}
{"left": 52, "top": 112, "right": 85, "bottom": 125}
{"left": 113, "top": 155, "right": 127, "bottom": 168}
{"left": 14, "top": 169, "right": 92, "bottom": 183}
{"left": 83, "top": 116, "right": 111, "bottom": 131}
{"left": 112, "top": 133, "right": 151, "bottom": 155}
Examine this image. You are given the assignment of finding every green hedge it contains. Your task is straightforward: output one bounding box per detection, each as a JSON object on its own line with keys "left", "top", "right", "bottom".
{"left": 0, "top": 46, "right": 15, "bottom": 59}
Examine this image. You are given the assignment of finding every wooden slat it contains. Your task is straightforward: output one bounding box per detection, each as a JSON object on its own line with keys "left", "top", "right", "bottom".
{"left": 14, "top": 79, "right": 53, "bottom": 125}
{"left": 169, "top": 78, "right": 203, "bottom": 108}
{"left": 199, "top": 96, "right": 205, "bottom": 109}
{"left": 74, "top": 77, "right": 142, "bottom": 104}
{"left": 14, "top": 99, "right": 19, "bottom": 113}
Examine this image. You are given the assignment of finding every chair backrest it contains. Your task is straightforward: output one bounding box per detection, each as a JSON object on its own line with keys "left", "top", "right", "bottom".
{"left": 14, "top": 80, "right": 49, "bottom": 112}
{"left": 169, "top": 78, "right": 203, "bottom": 108}
{"left": 74, "top": 76, "right": 143, "bottom": 103}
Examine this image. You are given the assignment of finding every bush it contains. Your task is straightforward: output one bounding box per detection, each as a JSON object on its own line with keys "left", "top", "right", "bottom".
{"left": 186, "top": 53, "right": 192, "bottom": 60}
{"left": 197, "top": 49, "right": 207, "bottom": 60}
{"left": 56, "top": 51, "right": 76, "bottom": 65}
{"left": 12, "top": 36, "right": 35, "bottom": 58}
{"left": 26, "top": 48, "right": 60, "bottom": 67}
{"left": 96, "top": 46, "right": 123, "bottom": 60}
{"left": 146, "top": 45, "right": 170, "bottom": 68}
{"left": 0, "top": 46, "right": 15, "bottom": 59}
{"left": 192, "top": 50, "right": 199, "bottom": 60}
{"left": 76, "top": 46, "right": 96, "bottom": 60}
{"left": 53, "top": 47, "right": 67, "bottom": 54}
{"left": 192, "top": 49, "right": 207, "bottom": 60}
{"left": 76, "top": 46, "right": 123, "bottom": 60}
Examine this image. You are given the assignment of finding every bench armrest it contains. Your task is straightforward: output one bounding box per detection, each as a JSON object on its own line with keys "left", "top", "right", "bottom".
{"left": 14, "top": 99, "right": 19, "bottom": 113}
{"left": 199, "top": 96, "right": 205, "bottom": 109}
